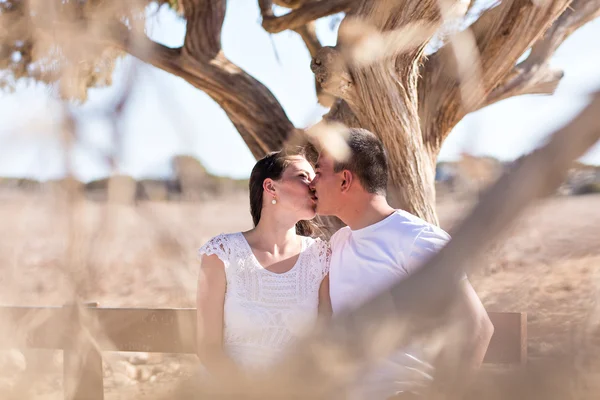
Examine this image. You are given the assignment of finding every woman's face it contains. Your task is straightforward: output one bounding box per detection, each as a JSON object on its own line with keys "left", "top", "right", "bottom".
{"left": 271, "top": 156, "right": 317, "bottom": 221}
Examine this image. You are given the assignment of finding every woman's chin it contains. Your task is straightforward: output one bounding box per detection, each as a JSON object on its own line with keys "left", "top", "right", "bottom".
{"left": 302, "top": 210, "right": 317, "bottom": 220}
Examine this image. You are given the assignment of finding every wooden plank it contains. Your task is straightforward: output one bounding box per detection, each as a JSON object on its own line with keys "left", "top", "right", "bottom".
{"left": 0, "top": 306, "right": 527, "bottom": 364}
{"left": 94, "top": 308, "right": 196, "bottom": 354}
{"left": 484, "top": 312, "right": 527, "bottom": 364}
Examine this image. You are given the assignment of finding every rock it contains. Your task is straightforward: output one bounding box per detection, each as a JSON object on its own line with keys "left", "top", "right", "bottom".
{"left": 125, "top": 363, "right": 138, "bottom": 381}
{"left": 111, "top": 372, "right": 135, "bottom": 387}
{"left": 167, "top": 362, "right": 180, "bottom": 374}
{"left": 137, "top": 366, "right": 153, "bottom": 382}
{"left": 128, "top": 352, "right": 150, "bottom": 365}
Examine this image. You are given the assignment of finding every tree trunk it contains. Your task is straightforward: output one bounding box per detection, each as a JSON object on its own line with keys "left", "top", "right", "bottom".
{"left": 314, "top": 1, "right": 449, "bottom": 225}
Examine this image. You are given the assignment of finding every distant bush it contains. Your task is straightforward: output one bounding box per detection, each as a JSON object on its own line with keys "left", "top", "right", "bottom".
{"left": 571, "top": 182, "right": 600, "bottom": 196}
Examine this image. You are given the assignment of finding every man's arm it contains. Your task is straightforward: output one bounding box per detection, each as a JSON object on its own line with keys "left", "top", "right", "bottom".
{"left": 454, "top": 279, "right": 495, "bottom": 370}
{"left": 406, "top": 227, "right": 494, "bottom": 395}
{"left": 432, "top": 278, "right": 494, "bottom": 395}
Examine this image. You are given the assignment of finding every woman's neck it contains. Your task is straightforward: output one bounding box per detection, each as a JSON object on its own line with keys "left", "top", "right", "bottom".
{"left": 245, "top": 212, "right": 299, "bottom": 253}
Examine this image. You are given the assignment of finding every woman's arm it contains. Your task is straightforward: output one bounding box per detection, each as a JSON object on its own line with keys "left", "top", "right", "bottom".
{"left": 318, "top": 274, "right": 333, "bottom": 321}
{"left": 196, "top": 254, "right": 242, "bottom": 381}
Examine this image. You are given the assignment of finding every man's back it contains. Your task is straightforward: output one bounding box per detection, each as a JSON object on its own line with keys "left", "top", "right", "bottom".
{"left": 329, "top": 209, "right": 451, "bottom": 399}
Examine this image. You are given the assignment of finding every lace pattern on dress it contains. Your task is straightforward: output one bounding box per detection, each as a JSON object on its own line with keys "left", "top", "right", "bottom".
{"left": 198, "top": 233, "right": 233, "bottom": 268}
{"left": 196, "top": 232, "right": 330, "bottom": 370}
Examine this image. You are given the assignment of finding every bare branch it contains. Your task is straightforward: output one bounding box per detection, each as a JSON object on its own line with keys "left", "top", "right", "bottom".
{"left": 419, "top": 0, "right": 574, "bottom": 152}
{"left": 525, "top": 0, "right": 600, "bottom": 68}
{"left": 261, "top": 0, "right": 352, "bottom": 33}
{"left": 293, "top": 22, "right": 321, "bottom": 58}
{"left": 106, "top": 24, "right": 184, "bottom": 77}
{"left": 117, "top": 0, "right": 293, "bottom": 158}
{"left": 481, "top": 0, "right": 600, "bottom": 108}
{"left": 480, "top": 66, "right": 564, "bottom": 109}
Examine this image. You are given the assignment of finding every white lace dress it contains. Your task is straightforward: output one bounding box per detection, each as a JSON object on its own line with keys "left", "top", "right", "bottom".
{"left": 198, "top": 232, "right": 331, "bottom": 370}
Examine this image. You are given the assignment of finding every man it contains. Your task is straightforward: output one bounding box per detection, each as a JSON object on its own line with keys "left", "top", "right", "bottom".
{"left": 309, "top": 128, "right": 494, "bottom": 399}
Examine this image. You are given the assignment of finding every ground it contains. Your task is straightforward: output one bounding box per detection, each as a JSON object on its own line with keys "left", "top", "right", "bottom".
{"left": 0, "top": 190, "right": 599, "bottom": 398}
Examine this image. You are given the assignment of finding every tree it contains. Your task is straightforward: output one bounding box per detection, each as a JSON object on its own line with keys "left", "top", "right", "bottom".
{"left": 1, "top": 0, "right": 599, "bottom": 225}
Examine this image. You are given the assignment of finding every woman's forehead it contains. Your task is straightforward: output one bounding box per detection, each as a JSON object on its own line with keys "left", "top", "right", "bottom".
{"left": 285, "top": 157, "right": 314, "bottom": 173}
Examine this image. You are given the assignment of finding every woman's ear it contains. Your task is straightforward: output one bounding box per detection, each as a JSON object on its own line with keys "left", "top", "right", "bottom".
{"left": 340, "top": 170, "right": 353, "bottom": 193}
{"left": 263, "top": 178, "right": 277, "bottom": 198}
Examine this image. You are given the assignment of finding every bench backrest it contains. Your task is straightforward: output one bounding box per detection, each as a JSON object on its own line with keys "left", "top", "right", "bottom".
{"left": 0, "top": 305, "right": 527, "bottom": 399}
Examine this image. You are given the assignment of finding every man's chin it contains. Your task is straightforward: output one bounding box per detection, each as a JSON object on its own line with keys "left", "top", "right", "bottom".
{"left": 314, "top": 205, "right": 331, "bottom": 217}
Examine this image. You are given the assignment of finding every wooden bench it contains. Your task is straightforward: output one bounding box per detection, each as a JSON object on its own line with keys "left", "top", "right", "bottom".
{"left": 0, "top": 305, "right": 527, "bottom": 400}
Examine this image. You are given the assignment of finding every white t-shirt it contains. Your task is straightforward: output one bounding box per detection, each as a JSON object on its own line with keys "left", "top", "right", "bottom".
{"left": 329, "top": 209, "right": 452, "bottom": 399}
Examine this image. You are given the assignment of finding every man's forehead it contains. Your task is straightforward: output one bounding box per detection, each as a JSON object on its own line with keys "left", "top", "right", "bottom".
{"left": 316, "top": 152, "right": 334, "bottom": 167}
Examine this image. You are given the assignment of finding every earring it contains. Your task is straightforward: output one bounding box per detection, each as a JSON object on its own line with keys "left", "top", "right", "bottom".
{"left": 272, "top": 198, "right": 277, "bottom": 205}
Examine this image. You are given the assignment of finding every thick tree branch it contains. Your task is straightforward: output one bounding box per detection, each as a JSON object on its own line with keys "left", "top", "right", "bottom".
{"left": 108, "top": 0, "right": 296, "bottom": 159}
{"left": 419, "top": 0, "right": 574, "bottom": 153}
{"left": 107, "top": 25, "right": 184, "bottom": 77}
{"left": 481, "top": 0, "right": 600, "bottom": 108}
{"left": 179, "top": 0, "right": 295, "bottom": 158}
{"left": 261, "top": 0, "right": 352, "bottom": 33}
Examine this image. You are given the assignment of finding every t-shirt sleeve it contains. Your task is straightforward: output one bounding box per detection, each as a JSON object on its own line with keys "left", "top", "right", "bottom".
{"left": 197, "top": 234, "right": 231, "bottom": 269}
{"left": 404, "top": 226, "right": 450, "bottom": 276}
{"left": 328, "top": 226, "right": 350, "bottom": 254}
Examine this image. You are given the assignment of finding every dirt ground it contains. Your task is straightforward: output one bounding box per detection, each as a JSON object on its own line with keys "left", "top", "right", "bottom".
{"left": 1, "top": 190, "right": 599, "bottom": 398}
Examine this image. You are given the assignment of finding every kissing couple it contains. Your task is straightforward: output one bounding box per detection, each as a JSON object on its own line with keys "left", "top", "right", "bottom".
{"left": 196, "top": 127, "right": 494, "bottom": 399}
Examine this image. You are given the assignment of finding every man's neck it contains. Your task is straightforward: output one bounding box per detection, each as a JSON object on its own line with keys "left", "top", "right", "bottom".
{"left": 341, "top": 194, "right": 396, "bottom": 231}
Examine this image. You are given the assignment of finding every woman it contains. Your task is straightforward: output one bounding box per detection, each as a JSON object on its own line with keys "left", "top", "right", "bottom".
{"left": 196, "top": 149, "right": 331, "bottom": 382}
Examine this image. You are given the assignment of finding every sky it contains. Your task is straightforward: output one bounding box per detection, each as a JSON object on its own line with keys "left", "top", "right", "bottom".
{"left": 0, "top": 0, "right": 599, "bottom": 182}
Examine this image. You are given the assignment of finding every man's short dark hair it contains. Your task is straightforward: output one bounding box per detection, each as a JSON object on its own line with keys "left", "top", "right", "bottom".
{"left": 333, "top": 128, "right": 388, "bottom": 195}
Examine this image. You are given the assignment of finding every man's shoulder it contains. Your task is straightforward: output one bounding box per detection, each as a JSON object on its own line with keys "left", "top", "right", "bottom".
{"left": 329, "top": 226, "right": 352, "bottom": 248}
{"left": 388, "top": 210, "right": 450, "bottom": 241}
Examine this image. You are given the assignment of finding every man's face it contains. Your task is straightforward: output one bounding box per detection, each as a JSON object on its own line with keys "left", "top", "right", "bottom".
{"left": 309, "top": 152, "right": 343, "bottom": 216}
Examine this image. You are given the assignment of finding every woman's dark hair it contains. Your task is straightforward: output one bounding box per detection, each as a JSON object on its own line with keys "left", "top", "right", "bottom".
{"left": 249, "top": 149, "right": 317, "bottom": 237}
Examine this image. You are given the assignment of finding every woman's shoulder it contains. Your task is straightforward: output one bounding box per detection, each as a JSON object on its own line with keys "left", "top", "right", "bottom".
{"left": 301, "top": 236, "right": 331, "bottom": 266}
{"left": 198, "top": 232, "right": 243, "bottom": 260}
{"left": 301, "top": 235, "right": 328, "bottom": 248}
